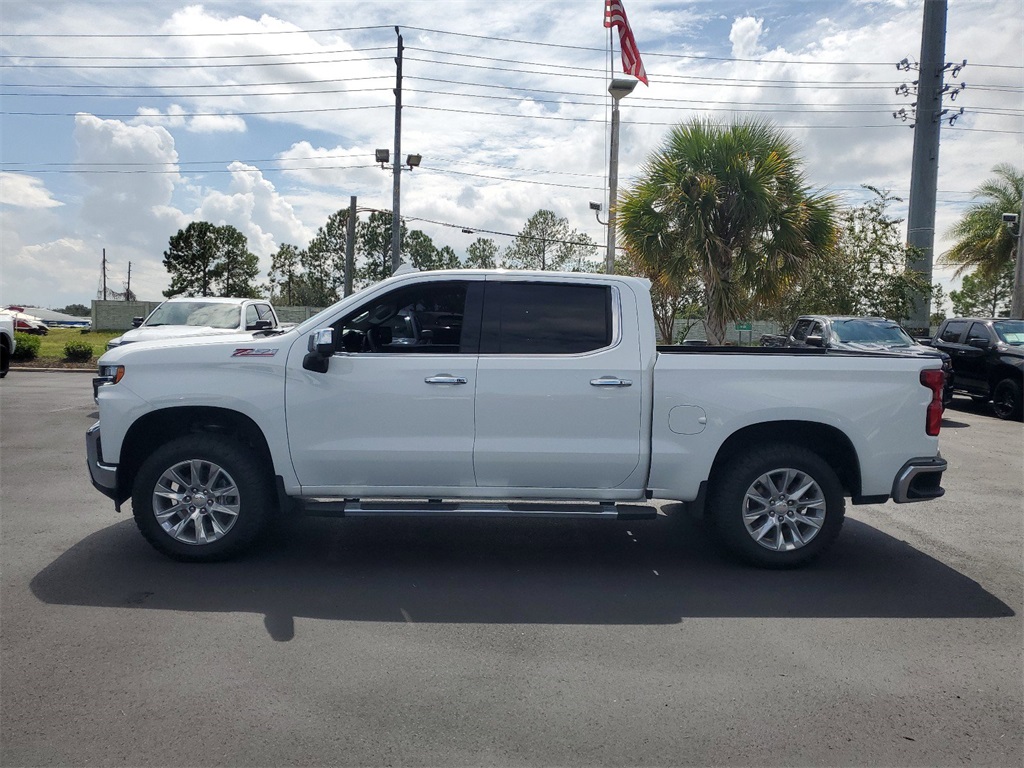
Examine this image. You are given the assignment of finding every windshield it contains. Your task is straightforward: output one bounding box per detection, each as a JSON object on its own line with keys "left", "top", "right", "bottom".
{"left": 832, "top": 319, "right": 914, "bottom": 346}
{"left": 993, "top": 320, "right": 1024, "bottom": 345}
{"left": 145, "top": 302, "right": 240, "bottom": 330}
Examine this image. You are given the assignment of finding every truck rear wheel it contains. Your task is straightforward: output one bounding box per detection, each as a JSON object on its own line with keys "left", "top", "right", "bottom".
{"left": 708, "top": 444, "right": 844, "bottom": 568}
{"left": 131, "top": 434, "right": 272, "bottom": 562}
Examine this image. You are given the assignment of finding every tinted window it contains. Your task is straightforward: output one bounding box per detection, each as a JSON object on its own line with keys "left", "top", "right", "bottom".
{"left": 809, "top": 321, "right": 824, "bottom": 338}
{"left": 966, "top": 323, "right": 992, "bottom": 344}
{"left": 255, "top": 304, "right": 274, "bottom": 321}
{"left": 245, "top": 305, "right": 259, "bottom": 327}
{"left": 940, "top": 321, "right": 968, "bottom": 343}
{"left": 491, "top": 282, "right": 612, "bottom": 355}
{"left": 332, "top": 281, "right": 474, "bottom": 354}
{"left": 791, "top": 319, "right": 813, "bottom": 341}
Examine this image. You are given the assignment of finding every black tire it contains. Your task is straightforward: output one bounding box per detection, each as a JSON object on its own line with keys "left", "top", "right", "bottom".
{"left": 0, "top": 343, "right": 8, "bottom": 378}
{"left": 131, "top": 434, "right": 273, "bottom": 562}
{"left": 991, "top": 378, "right": 1023, "bottom": 421}
{"left": 707, "top": 444, "right": 845, "bottom": 568}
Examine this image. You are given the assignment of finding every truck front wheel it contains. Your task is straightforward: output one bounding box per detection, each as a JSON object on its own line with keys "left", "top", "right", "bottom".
{"left": 991, "top": 378, "right": 1022, "bottom": 421}
{"left": 708, "top": 444, "right": 845, "bottom": 568}
{"left": 132, "top": 434, "right": 273, "bottom": 562}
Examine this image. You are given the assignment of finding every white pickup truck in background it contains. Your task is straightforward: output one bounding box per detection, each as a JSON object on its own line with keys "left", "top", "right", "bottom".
{"left": 105, "top": 296, "right": 283, "bottom": 350}
{"left": 0, "top": 312, "right": 15, "bottom": 378}
{"left": 88, "top": 269, "right": 947, "bottom": 568}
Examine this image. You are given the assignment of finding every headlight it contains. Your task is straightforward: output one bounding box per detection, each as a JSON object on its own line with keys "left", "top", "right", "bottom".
{"left": 97, "top": 365, "right": 125, "bottom": 384}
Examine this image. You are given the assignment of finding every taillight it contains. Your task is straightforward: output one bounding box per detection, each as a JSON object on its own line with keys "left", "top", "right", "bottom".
{"left": 920, "top": 369, "right": 944, "bottom": 436}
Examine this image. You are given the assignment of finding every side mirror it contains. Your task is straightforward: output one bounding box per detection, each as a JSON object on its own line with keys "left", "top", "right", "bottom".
{"left": 805, "top": 334, "right": 825, "bottom": 348}
{"left": 132, "top": 317, "right": 144, "bottom": 328}
{"left": 303, "top": 328, "right": 335, "bottom": 373}
{"left": 247, "top": 319, "right": 273, "bottom": 331}
{"left": 967, "top": 337, "right": 990, "bottom": 349}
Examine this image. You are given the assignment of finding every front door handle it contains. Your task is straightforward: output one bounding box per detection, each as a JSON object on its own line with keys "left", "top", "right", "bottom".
{"left": 425, "top": 375, "right": 468, "bottom": 385}
{"left": 590, "top": 376, "right": 632, "bottom": 387}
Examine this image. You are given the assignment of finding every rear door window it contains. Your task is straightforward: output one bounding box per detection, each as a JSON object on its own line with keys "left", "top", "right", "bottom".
{"left": 939, "top": 321, "right": 968, "bottom": 343}
{"left": 482, "top": 282, "right": 613, "bottom": 355}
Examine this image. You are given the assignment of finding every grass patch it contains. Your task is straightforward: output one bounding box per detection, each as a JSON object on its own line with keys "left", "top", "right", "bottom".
{"left": 12, "top": 328, "right": 123, "bottom": 367}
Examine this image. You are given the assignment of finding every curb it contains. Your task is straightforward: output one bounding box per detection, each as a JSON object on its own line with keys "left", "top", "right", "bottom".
{"left": 9, "top": 366, "right": 94, "bottom": 373}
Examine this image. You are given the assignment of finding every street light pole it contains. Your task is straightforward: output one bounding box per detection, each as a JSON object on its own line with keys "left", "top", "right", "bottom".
{"left": 1011, "top": 196, "right": 1024, "bottom": 318}
{"left": 391, "top": 27, "right": 404, "bottom": 275}
{"left": 605, "top": 78, "right": 636, "bottom": 274}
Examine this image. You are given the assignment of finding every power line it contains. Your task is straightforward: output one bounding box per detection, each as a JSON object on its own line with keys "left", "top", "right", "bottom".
{"left": 0, "top": 25, "right": 392, "bottom": 38}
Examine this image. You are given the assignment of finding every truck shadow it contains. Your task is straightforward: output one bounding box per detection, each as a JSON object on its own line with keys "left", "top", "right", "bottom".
{"left": 31, "top": 511, "right": 1013, "bottom": 641}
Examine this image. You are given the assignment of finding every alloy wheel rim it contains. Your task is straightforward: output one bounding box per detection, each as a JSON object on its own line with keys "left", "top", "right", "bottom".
{"left": 152, "top": 459, "right": 240, "bottom": 545}
{"left": 742, "top": 467, "right": 826, "bottom": 551}
{"left": 992, "top": 385, "right": 1014, "bottom": 418}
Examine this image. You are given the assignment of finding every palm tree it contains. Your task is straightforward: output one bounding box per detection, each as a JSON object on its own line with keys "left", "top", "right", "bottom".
{"left": 618, "top": 118, "right": 837, "bottom": 344}
{"left": 944, "top": 163, "right": 1023, "bottom": 281}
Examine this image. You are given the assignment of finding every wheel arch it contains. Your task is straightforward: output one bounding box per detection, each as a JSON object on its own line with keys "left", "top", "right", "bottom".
{"left": 709, "top": 420, "right": 862, "bottom": 499}
{"left": 117, "top": 406, "right": 274, "bottom": 503}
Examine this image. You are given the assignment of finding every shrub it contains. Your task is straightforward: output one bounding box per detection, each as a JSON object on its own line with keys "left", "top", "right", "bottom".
{"left": 12, "top": 332, "right": 41, "bottom": 360}
{"left": 63, "top": 340, "right": 94, "bottom": 362}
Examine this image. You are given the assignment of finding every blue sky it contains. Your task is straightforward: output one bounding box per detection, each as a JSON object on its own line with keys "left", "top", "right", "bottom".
{"left": 1, "top": 0, "right": 1021, "bottom": 310}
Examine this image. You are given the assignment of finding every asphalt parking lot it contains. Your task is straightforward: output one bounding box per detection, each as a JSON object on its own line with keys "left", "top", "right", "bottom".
{"left": 1, "top": 371, "right": 1021, "bottom": 767}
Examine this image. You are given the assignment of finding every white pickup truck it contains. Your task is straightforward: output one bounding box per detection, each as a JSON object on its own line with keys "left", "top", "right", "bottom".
{"left": 87, "top": 269, "right": 947, "bottom": 568}
{"left": 0, "top": 312, "right": 15, "bottom": 378}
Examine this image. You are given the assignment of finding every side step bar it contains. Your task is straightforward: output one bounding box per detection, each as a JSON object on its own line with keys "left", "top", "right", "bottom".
{"left": 297, "top": 499, "right": 657, "bottom": 521}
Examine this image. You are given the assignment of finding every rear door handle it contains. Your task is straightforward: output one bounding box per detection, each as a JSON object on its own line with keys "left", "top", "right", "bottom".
{"left": 590, "top": 376, "right": 632, "bottom": 387}
{"left": 425, "top": 375, "right": 468, "bottom": 385}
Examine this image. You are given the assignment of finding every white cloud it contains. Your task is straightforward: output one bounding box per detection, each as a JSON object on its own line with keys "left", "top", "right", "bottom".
{"left": 195, "top": 161, "right": 312, "bottom": 263}
{"left": 729, "top": 16, "right": 765, "bottom": 58}
{"left": 0, "top": 173, "right": 64, "bottom": 209}
{"left": 133, "top": 106, "right": 247, "bottom": 133}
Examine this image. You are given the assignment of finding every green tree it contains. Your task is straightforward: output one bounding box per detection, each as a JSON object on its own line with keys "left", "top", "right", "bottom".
{"left": 406, "top": 230, "right": 439, "bottom": 270}
{"left": 435, "top": 245, "right": 461, "bottom": 270}
{"left": 930, "top": 284, "right": 948, "bottom": 327}
{"left": 163, "top": 222, "right": 260, "bottom": 298}
{"left": 616, "top": 251, "right": 704, "bottom": 344}
{"left": 163, "top": 221, "right": 219, "bottom": 297}
{"left": 466, "top": 237, "right": 498, "bottom": 268}
{"left": 760, "top": 187, "right": 931, "bottom": 328}
{"left": 214, "top": 225, "right": 260, "bottom": 298}
{"left": 950, "top": 262, "right": 1014, "bottom": 317}
{"left": 944, "top": 164, "right": 1022, "bottom": 280}
{"left": 503, "top": 209, "right": 599, "bottom": 271}
{"left": 356, "top": 210, "right": 407, "bottom": 286}
{"left": 302, "top": 209, "right": 350, "bottom": 305}
{"left": 618, "top": 118, "right": 838, "bottom": 344}
{"left": 54, "top": 303, "right": 90, "bottom": 316}
{"left": 268, "top": 243, "right": 301, "bottom": 304}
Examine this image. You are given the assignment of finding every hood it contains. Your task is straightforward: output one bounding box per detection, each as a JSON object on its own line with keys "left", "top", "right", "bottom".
{"left": 113, "top": 325, "right": 241, "bottom": 346}
{"left": 99, "top": 329, "right": 281, "bottom": 364}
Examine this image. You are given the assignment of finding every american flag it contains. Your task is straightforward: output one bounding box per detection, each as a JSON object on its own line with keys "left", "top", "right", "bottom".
{"left": 604, "top": 0, "right": 648, "bottom": 85}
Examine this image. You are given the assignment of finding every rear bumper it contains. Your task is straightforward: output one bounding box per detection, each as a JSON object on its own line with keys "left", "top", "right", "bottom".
{"left": 892, "top": 456, "right": 947, "bottom": 503}
{"left": 86, "top": 422, "right": 120, "bottom": 506}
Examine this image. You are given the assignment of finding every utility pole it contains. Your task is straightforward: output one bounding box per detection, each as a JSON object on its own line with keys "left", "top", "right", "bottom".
{"left": 1012, "top": 196, "right": 1024, "bottom": 318}
{"left": 391, "top": 27, "right": 403, "bottom": 275}
{"left": 126, "top": 261, "right": 131, "bottom": 300}
{"left": 345, "top": 196, "right": 356, "bottom": 297}
{"left": 102, "top": 248, "right": 108, "bottom": 300}
{"left": 905, "top": 0, "right": 948, "bottom": 335}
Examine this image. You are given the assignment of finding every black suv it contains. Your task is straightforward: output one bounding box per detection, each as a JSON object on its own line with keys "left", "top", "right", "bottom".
{"left": 931, "top": 318, "right": 1024, "bottom": 420}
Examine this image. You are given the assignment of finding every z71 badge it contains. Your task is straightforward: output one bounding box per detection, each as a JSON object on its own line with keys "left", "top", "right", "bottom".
{"left": 232, "top": 348, "right": 278, "bottom": 357}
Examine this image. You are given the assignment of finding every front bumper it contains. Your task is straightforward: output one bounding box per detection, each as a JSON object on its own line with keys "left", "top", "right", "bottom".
{"left": 892, "top": 456, "right": 947, "bottom": 503}
{"left": 86, "top": 422, "right": 121, "bottom": 508}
